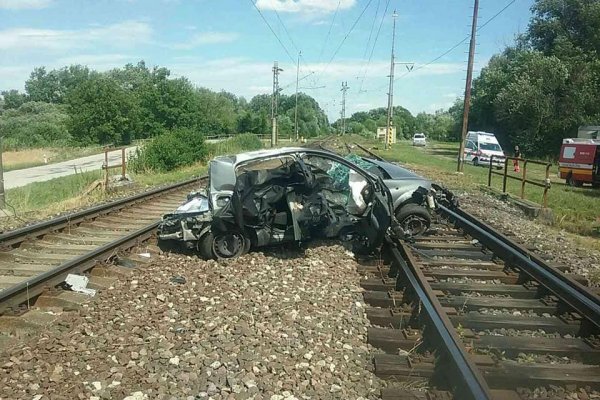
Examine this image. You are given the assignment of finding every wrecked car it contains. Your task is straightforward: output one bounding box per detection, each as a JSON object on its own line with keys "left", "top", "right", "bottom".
{"left": 347, "top": 154, "right": 434, "bottom": 236}
{"left": 158, "top": 148, "right": 434, "bottom": 259}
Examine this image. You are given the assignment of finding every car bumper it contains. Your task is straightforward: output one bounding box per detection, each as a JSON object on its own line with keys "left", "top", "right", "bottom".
{"left": 157, "top": 214, "right": 209, "bottom": 242}
{"left": 479, "top": 157, "right": 505, "bottom": 166}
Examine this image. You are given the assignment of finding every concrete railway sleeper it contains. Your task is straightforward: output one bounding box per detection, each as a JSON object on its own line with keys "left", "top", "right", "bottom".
{"left": 1, "top": 155, "right": 600, "bottom": 399}
{"left": 0, "top": 177, "right": 205, "bottom": 315}
{"left": 361, "top": 210, "right": 600, "bottom": 399}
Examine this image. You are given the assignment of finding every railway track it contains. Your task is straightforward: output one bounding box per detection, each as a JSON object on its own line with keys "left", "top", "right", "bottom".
{"left": 0, "top": 177, "right": 204, "bottom": 315}
{"left": 360, "top": 203, "right": 600, "bottom": 399}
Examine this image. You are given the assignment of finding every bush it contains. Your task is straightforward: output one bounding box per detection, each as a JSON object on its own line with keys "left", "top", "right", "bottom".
{"left": 207, "top": 133, "right": 263, "bottom": 156}
{"left": 0, "top": 101, "right": 70, "bottom": 149}
{"left": 129, "top": 128, "right": 207, "bottom": 172}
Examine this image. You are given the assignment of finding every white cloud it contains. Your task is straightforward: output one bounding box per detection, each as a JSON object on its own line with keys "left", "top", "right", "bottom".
{"left": 0, "top": 54, "right": 143, "bottom": 92}
{"left": 442, "top": 93, "right": 459, "bottom": 99}
{"left": 405, "top": 63, "right": 465, "bottom": 78}
{"left": 256, "top": 0, "right": 355, "bottom": 14}
{"left": 0, "top": 0, "right": 52, "bottom": 9}
{"left": 173, "top": 32, "right": 239, "bottom": 49}
{"left": 55, "top": 53, "right": 135, "bottom": 67}
{"left": 0, "top": 21, "right": 152, "bottom": 51}
{"left": 166, "top": 58, "right": 466, "bottom": 120}
{"left": 248, "top": 85, "right": 272, "bottom": 94}
{"left": 427, "top": 101, "right": 455, "bottom": 112}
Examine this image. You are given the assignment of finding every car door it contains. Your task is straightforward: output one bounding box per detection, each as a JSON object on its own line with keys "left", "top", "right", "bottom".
{"left": 299, "top": 151, "right": 393, "bottom": 252}
{"left": 464, "top": 140, "right": 476, "bottom": 162}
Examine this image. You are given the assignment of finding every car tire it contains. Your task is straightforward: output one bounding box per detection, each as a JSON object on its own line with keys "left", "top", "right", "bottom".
{"left": 472, "top": 158, "right": 479, "bottom": 167}
{"left": 395, "top": 204, "right": 431, "bottom": 236}
{"left": 198, "top": 231, "right": 247, "bottom": 260}
{"left": 566, "top": 174, "right": 583, "bottom": 187}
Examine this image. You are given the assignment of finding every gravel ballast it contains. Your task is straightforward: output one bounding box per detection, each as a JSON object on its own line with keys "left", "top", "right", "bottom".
{"left": 458, "top": 192, "right": 600, "bottom": 285}
{"left": 0, "top": 242, "right": 383, "bottom": 399}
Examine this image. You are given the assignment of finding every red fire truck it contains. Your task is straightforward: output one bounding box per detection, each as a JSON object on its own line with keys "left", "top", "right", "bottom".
{"left": 558, "top": 138, "right": 600, "bottom": 187}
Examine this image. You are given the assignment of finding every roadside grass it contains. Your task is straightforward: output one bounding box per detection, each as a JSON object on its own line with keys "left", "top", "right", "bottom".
{"left": 3, "top": 170, "right": 105, "bottom": 221}
{"left": 2, "top": 146, "right": 107, "bottom": 172}
{"left": 132, "top": 162, "right": 208, "bottom": 187}
{"left": 1, "top": 134, "right": 266, "bottom": 230}
{"left": 347, "top": 136, "right": 600, "bottom": 238}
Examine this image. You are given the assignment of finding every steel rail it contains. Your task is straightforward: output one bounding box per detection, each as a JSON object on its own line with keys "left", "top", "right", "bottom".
{"left": 438, "top": 204, "right": 600, "bottom": 330}
{"left": 0, "top": 176, "right": 207, "bottom": 314}
{"left": 353, "top": 142, "right": 385, "bottom": 161}
{"left": 0, "top": 177, "right": 202, "bottom": 248}
{"left": 386, "top": 237, "right": 493, "bottom": 400}
{"left": 0, "top": 223, "right": 158, "bottom": 314}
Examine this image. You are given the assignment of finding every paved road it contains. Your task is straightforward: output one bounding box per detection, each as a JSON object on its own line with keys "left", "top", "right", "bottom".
{"left": 3, "top": 147, "right": 138, "bottom": 190}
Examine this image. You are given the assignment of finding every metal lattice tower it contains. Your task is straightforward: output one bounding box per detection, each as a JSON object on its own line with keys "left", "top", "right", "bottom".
{"left": 340, "top": 81, "right": 349, "bottom": 135}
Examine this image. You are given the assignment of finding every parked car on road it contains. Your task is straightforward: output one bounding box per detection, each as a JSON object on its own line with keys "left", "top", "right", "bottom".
{"left": 464, "top": 131, "right": 505, "bottom": 169}
{"left": 412, "top": 133, "right": 427, "bottom": 146}
{"left": 158, "top": 148, "right": 439, "bottom": 259}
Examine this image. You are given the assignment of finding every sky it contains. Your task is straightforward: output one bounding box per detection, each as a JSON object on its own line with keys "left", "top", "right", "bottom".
{"left": 0, "top": 0, "right": 535, "bottom": 121}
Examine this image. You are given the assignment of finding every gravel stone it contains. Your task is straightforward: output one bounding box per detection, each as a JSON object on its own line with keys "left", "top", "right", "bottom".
{"left": 0, "top": 241, "right": 384, "bottom": 399}
{"left": 458, "top": 192, "right": 600, "bottom": 285}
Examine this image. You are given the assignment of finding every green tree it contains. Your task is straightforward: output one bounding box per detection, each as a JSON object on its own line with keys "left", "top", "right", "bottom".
{"left": 1, "top": 89, "right": 27, "bottom": 109}
{"left": 25, "top": 65, "right": 91, "bottom": 104}
{"left": 0, "top": 102, "right": 70, "bottom": 149}
{"left": 67, "top": 74, "right": 141, "bottom": 145}
{"left": 466, "top": 0, "right": 600, "bottom": 157}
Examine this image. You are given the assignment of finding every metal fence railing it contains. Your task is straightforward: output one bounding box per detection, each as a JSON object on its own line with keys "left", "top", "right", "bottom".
{"left": 487, "top": 155, "right": 552, "bottom": 207}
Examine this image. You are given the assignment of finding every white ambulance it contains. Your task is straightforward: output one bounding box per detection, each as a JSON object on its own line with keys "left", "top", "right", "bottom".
{"left": 464, "top": 131, "right": 506, "bottom": 168}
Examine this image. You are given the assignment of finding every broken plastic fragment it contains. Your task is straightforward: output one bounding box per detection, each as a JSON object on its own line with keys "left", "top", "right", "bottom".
{"left": 65, "top": 274, "right": 96, "bottom": 296}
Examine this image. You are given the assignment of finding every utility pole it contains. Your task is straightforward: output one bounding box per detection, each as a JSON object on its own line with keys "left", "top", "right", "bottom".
{"left": 340, "top": 81, "right": 349, "bottom": 135}
{"left": 271, "top": 61, "right": 283, "bottom": 148}
{"left": 0, "top": 136, "right": 5, "bottom": 209}
{"left": 457, "top": 0, "right": 479, "bottom": 172}
{"left": 385, "top": 10, "right": 398, "bottom": 150}
{"left": 294, "top": 51, "right": 301, "bottom": 141}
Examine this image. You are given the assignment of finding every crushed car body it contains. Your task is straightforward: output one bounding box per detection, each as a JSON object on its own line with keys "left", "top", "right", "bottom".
{"left": 158, "top": 147, "right": 438, "bottom": 259}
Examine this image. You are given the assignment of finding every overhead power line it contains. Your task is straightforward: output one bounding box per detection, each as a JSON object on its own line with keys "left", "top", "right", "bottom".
{"left": 362, "top": 0, "right": 518, "bottom": 93}
{"left": 327, "top": 0, "right": 374, "bottom": 64}
{"left": 479, "top": 0, "right": 517, "bottom": 30}
{"left": 274, "top": 9, "right": 300, "bottom": 53}
{"left": 280, "top": 71, "right": 315, "bottom": 90}
{"left": 361, "top": 0, "right": 381, "bottom": 61}
{"left": 248, "top": 0, "right": 296, "bottom": 63}
{"left": 359, "top": 0, "right": 391, "bottom": 92}
{"left": 397, "top": 0, "right": 518, "bottom": 81}
{"left": 317, "top": 0, "right": 342, "bottom": 63}
{"left": 318, "top": 0, "right": 375, "bottom": 79}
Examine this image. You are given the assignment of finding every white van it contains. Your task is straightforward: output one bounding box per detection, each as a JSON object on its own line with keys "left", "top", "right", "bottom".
{"left": 464, "top": 131, "right": 506, "bottom": 168}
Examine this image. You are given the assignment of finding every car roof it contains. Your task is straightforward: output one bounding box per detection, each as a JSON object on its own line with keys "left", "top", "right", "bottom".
{"left": 209, "top": 147, "right": 381, "bottom": 192}
{"left": 212, "top": 147, "right": 308, "bottom": 166}
{"left": 363, "top": 158, "right": 428, "bottom": 180}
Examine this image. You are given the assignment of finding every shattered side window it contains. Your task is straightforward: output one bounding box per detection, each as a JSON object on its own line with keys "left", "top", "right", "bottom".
{"left": 236, "top": 156, "right": 295, "bottom": 176}
{"left": 302, "top": 155, "right": 369, "bottom": 214}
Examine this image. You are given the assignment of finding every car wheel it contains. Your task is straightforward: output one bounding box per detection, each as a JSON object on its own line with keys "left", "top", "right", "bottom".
{"left": 472, "top": 158, "right": 479, "bottom": 167}
{"left": 198, "top": 232, "right": 247, "bottom": 259}
{"left": 566, "top": 174, "right": 583, "bottom": 187}
{"left": 396, "top": 204, "right": 431, "bottom": 236}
